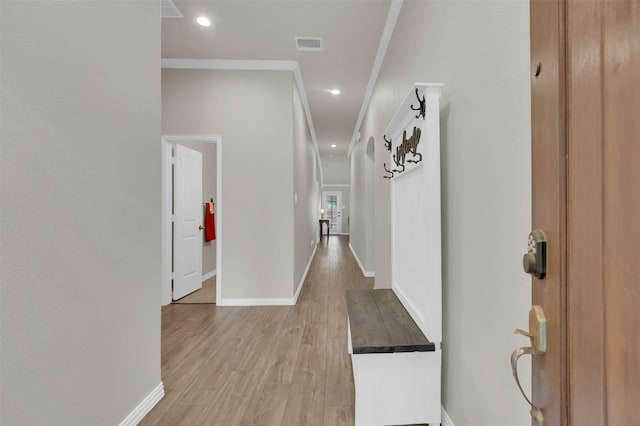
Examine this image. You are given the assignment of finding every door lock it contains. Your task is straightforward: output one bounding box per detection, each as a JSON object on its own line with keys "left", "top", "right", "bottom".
{"left": 531, "top": 407, "right": 544, "bottom": 426}
{"left": 511, "top": 305, "right": 547, "bottom": 424}
{"left": 514, "top": 305, "right": 547, "bottom": 355}
{"left": 523, "top": 229, "right": 547, "bottom": 279}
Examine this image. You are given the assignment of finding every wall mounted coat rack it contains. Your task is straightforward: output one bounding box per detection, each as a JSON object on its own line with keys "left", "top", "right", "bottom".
{"left": 410, "top": 87, "right": 426, "bottom": 120}
{"left": 383, "top": 163, "right": 395, "bottom": 179}
{"left": 382, "top": 84, "right": 436, "bottom": 179}
{"left": 384, "top": 135, "right": 392, "bottom": 152}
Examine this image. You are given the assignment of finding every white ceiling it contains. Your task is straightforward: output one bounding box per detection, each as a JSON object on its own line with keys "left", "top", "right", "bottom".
{"left": 162, "top": 0, "right": 392, "bottom": 157}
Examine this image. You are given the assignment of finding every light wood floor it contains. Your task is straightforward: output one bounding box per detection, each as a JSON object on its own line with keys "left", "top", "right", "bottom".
{"left": 141, "top": 235, "right": 373, "bottom": 426}
{"left": 173, "top": 276, "right": 216, "bottom": 304}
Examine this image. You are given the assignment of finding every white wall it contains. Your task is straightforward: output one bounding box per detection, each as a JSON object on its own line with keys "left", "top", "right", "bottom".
{"left": 322, "top": 155, "right": 351, "bottom": 235}
{"left": 0, "top": 2, "right": 161, "bottom": 424}
{"left": 349, "top": 137, "right": 375, "bottom": 274}
{"left": 293, "top": 84, "right": 320, "bottom": 294}
{"left": 163, "top": 69, "right": 296, "bottom": 300}
{"left": 178, "top": 142, "right": 217, "bottom": 276}
{"left": 354, "top": 1, "right": 532, "bottom": 424}
{"left": 321, "top": 155, "right": 350, "bottom": 184}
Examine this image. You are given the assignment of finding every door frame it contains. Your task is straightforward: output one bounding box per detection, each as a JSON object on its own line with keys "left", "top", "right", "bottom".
{"left": 321, "top": 190, "right": 343, "bottom": 234}
{"left": 161, "top": 135, "right": 222, "bottom": 305}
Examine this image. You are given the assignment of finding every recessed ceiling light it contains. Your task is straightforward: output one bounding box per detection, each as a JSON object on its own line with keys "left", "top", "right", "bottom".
{"left": 331, "top": 144, "right": 337, "bottom": 148}
{"left": 196, "top": 16, "right": 211, "bottom": 27}
{"left": 330, "top": 89, "right": 341, "bottom": 95}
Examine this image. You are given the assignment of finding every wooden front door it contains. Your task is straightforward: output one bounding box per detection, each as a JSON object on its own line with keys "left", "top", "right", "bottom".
{"left": 530, "top": 0, "right": 640, "bottom": 424}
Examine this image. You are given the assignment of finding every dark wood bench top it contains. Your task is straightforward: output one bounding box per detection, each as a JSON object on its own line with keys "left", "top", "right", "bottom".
{"left": 346, "top": 289, "right": 435, "bottom": 354}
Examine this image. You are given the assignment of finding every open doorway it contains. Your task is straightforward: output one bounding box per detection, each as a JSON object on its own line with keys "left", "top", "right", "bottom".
{"left": 321, "top": 190, "right": 343, "bottom": 235}
{"left": 161, "top": 135, "right": 222, "bottom": 306}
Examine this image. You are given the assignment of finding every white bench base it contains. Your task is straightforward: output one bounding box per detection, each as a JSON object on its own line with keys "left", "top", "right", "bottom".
{"left": 348, "top": 321, "right": 441, "bottom": 426}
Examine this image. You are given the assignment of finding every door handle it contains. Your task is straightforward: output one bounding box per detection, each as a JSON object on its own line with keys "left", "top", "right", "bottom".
{"left": 198, "top": 225, "right": 205, "bottom": 231}
{"left": 511, "top": 305, "right": 547, "bottom": 426}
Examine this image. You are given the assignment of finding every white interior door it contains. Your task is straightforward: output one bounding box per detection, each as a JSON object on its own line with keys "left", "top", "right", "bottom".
{"left": 173, "top": 144, "right": 203, "bottom": 300}
{"left": 322, "top": 191, "right": 343, "bottom": 234}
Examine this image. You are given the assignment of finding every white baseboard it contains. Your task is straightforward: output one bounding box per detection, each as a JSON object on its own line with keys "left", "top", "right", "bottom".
{"left": 293, "top": 243, "right": 317, "bottom": 304}
{"left": 218, "top": 243, "right": 318, "bottom": 307}
{"left": 202, "top": 269, "right": 216, "bottom": 282}
{"left": 441, "top": 405, "right": 455, "bottom": 426}
{"left": 217, "top": 297, "right": 296, "bottom": 306}
{"left": 348, "top": 243, "right": 375, "bottom": 277}
{"left": 118, "top": 382, "right": 164, "bottom": 426}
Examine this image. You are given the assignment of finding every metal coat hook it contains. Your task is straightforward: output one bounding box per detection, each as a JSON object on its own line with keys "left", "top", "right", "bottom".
{"left": 383, "top": 163, "right": 394, "bottom": 179}
{"left": 392, "top": 154, "right": 405, "bottom": 174}
{"left": 384, "top": 135, "right": 392, "bottom": 152}
{"left": 410, "top": 88, "right": 426, "bottom": 120}
{"left": 407, "top": 151, "right": 422, "bottom": 164}
{"left": 394, "top": 127, "right": 423, "bottom": 166}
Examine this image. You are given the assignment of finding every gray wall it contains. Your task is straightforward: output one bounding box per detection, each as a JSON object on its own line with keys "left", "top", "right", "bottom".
{"left": 0, "top": 1, "right": 161, "bottom": 424}
{"left": 349, "top": 137, "right": 375, "bottom": 273}
{"left": 321, "top": 155, "right": 350, "bottom": 184}
{"left": 353, "top": 1, "right": 532, "bottom": 424}
{"left": 321, "top": 155, "right": 351, "bottom": 235}
{"left": 293, "top": 84, "right": 320, "bottom": 293}
{"left": 163, "top": 69, "right": 296, "bottom": 299}
{"left": 178, "top": 142, "right": 217, "bottom": 276}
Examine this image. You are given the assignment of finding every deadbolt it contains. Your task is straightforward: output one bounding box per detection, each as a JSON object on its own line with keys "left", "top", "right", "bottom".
{"left": 523, "top": 252, "right": 537, "bottom": 274}
{"left": 523, "top": 229, "right": 547, "bottom": 279}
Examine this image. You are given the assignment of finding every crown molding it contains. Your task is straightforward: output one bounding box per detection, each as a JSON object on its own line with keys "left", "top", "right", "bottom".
{"left": 347, "top": 0, "right": 403, "bottom": 158}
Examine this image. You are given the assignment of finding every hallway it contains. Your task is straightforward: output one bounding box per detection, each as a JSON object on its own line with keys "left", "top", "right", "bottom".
{"left": 141, "top": 236, "right": 373, "bottom": 425}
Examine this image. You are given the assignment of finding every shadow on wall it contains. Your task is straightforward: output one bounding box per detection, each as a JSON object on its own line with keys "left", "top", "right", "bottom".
{"left": 366, "top": 136, "right": 375, "bottom": 161}
{"left": 438, "top": 101, "right": 452, "bottom": 401}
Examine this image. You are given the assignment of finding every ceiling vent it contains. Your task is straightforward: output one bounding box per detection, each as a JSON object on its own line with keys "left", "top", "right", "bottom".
{"left": 161, "top": 0, "right": 183, "bottom": 18}
{"left": 295, "top": 37, "right": 323, "bottom": 51}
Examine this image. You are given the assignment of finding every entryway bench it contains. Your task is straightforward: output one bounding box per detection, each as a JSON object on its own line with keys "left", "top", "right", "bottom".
{"left": 346, "top": 289, "right": 441, "bottom": 426}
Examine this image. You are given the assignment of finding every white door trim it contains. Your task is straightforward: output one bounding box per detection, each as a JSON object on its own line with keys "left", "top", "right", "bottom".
{"left": 161, "top": 135, "right": 222, "bottom": 306}
{"left": 322, "top": 190, "right": 343, "bottom": 234}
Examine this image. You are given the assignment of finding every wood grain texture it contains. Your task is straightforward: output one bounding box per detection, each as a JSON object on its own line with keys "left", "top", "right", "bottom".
{"left": 346, "top": 289, "right": 434, "bottom": 354}
{"left": 530, "top": 0, "right": 568, "bottom": 423}
{"left": 602, "top": 1, "right": 640, "bottom": 423}
{"left": 140, "top": 236, "right": 373, "bottom": 425}
{"left": 172, "top": 276, "right": 216, "bottom": 304}
{"left": 563, "top": 1, "right": 640, "bottom": 424}
{"left": 566, "top": 1, "right": 606, "bottom": 424}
